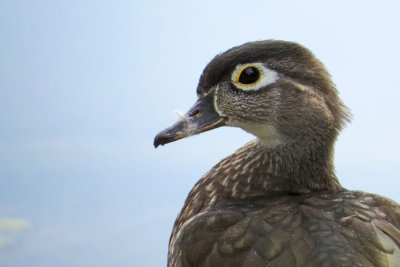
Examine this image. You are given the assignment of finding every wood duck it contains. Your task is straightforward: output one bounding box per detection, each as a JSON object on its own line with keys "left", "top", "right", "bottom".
{"left": 154, "top": 40, "right": 400, "bottom": 267}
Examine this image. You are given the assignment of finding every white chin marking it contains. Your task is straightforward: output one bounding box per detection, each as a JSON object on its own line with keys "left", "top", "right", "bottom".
{"left": 235, "top": 122, "right": 287, "bottom": 148}
{"left": 231, "top": 63, "right": 279, "bottom": 91}
{"left": 257, "top": 136, "right": 287, "bottom": 148}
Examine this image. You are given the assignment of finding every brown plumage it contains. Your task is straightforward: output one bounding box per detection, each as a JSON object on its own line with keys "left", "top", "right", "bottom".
{"left": 154, "top": 40, "right": 400, "bottom": 266}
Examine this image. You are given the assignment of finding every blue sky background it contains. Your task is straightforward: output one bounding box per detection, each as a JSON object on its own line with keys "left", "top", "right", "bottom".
{"left": 0, "top": 0, "right": 399, "bottom": 266}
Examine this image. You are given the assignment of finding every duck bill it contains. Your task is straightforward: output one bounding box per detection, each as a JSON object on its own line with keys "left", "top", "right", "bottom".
{"left": 154, "top": 94, "right": 225, "bottom": 148}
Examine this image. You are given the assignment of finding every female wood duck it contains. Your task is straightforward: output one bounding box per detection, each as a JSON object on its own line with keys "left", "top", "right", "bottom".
{"left": 154, "top": 40, "right": 400, "bottom": 267}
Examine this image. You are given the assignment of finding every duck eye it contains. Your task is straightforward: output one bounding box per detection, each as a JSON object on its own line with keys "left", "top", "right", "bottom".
{"left": 236, "top": 66, "right": 261, "bottom": 85}
{"left": 231, "top": 63, "right": 278, "bottom": 91}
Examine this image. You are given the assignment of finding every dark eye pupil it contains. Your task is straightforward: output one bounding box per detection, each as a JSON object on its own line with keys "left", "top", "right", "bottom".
{"left": 238, "top": 67, "right": 260, "bottom": 84}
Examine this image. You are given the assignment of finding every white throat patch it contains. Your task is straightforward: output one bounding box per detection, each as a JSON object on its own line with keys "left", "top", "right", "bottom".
{"left": 235, "top": 122, "right": 287, "bottom": 148}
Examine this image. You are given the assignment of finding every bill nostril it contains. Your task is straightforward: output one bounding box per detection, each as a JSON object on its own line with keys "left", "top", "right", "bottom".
{"left": 189, "top": 109, "right": 201, "bottom": 118}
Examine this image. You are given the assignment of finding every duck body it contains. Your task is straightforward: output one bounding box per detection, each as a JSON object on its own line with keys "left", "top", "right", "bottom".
{"left": 171, "top": 189, "right": 400, "bottom": 267}
{"left": 154, "top": 40, "right": 400, "bottom": 266}
{"left": 168, "top": 141, "right": 400, "bottom": 267}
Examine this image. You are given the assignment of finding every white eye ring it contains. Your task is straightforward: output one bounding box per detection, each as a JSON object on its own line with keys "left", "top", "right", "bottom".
{"left": 231, "top": 63, "right": 279, "bottom": 91}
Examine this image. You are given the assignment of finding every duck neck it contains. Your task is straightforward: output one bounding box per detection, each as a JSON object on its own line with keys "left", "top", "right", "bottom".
{"left": 171, "top": 137, "right": 342, "bottom": 243}
{"left": 201, "top": 137, "right": 342, "bottom": 200}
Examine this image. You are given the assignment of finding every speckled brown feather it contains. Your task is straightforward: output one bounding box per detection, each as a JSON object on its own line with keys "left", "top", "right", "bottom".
{"left": 170, "top": 192, "right": 400, "bottom": 266}
{"left": 160, "top": 40, "right": 400, "bottom": 266}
